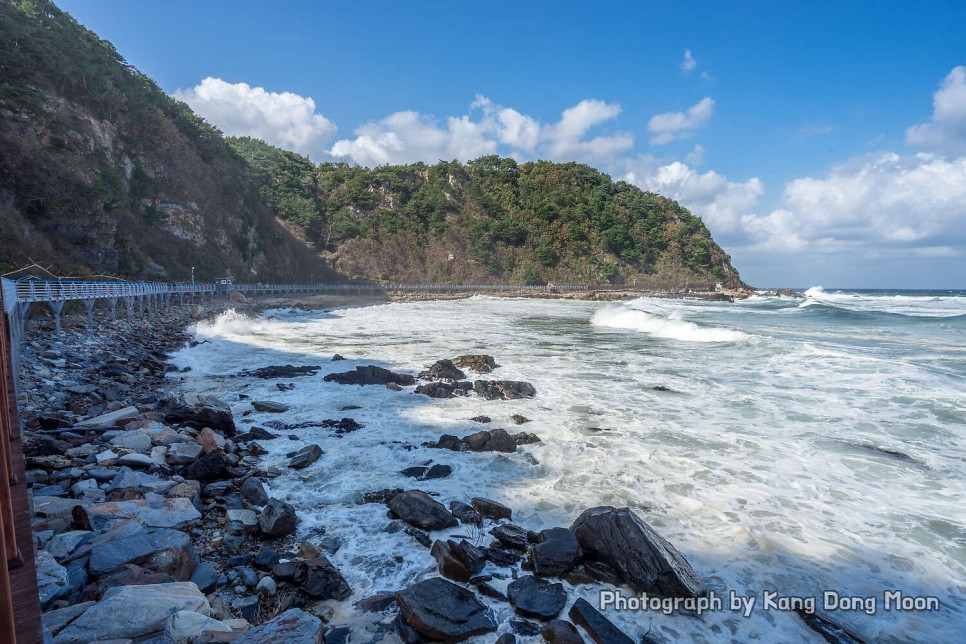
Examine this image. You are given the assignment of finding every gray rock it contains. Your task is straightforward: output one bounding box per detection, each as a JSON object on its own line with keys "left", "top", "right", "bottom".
{"left": 300, "top": 556, "right": 352, "bottom": 600}
{"left": 77, "top": 497, "right": 201, "bottom": 531}
{"left": 256, "top": 575, "right": 277, "bottom": 598}
{"left": 55, "top": 582, "right": 210, "bottom": 643}
{"left": 189, "top": 562, "right": 218, "bottom": 593}
{"left": 288, "top": 444, "right": 323, "bottom": 469}
{"left": 32, "top": 496, "right": 91, "bottom": 533}
{"left": 570, "top": 506, "right": 706, "bottom": 598}
{"left": 36, "top": 550, "right": 70, "bottom": 607}
{"left": 42, "top": 601, "right": 95, "bottom": 637}
{"left": 472, "top": 380, "right": 536, "bottom": 400}
{"left": 47, "top": 530, "right": 93, "bottom": 560}
{"left": 507, "top": 575, "right": 567, "bottom": 621}
{"left": 239, "top": 477, "right": 269, "bottom": 506}
{"left": 89, "top": 526, "right": 194, "bottom": 577}
{"left": 388, "top": 490, "right": 457, "bottom": 531}
{"left": 164, "top": 610, "right": 233, "bottom": 642}
{"left": 252, "top": 400, "right": 291, "bottom": 413}
{"left": 111, "top": 430, "right": 153, "bottom": 452}
{"left": 234, "top": 608, "right": 323, "bottom": 644}
{"left": 76, "top": 406, "right": 140, "bottom": 428}
{"left": 396, "top": 577, "right": 497, "bottom": 641}
{"left": 166, "top": 442, "right": 203, "bottom": 465}
{"left": 116, "top": 453, "right": 155, "bottom": 468}
{"left": 472, "top": 497, "right": 512, "bottom": 521}
{"left": 227, "top": 509, "right": 260, "bottom": 535}
{"left": 259, "top": 498, "right": 298, "bottom": 537}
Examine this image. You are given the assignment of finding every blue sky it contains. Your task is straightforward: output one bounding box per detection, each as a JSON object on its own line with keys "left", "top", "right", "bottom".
{"left": 59, "top": 0, "right": 966, "bottom": 288}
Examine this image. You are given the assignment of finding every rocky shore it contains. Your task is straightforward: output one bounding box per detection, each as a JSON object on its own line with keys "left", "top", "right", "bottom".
{"left": 19, "top": 294, "right": 851, "bottom": 644}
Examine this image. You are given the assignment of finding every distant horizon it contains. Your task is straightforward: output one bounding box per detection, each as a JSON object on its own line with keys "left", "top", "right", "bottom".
{"left": 55, "top": 0, "right": 966, "bottom": 289}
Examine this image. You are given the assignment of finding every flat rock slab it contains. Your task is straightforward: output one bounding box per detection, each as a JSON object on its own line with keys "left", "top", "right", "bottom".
{"left": 36, "top": 550, "right": 70, "bottom": 608}
{"left": 42, "top": 601, "right": 95, "bottom": 637}
{"left": 396, "top": 577, "right": 497, "bottom": 642}
{"left": 55, "top": 582, "right": 210, "bottom": 643}
{"left": 235, "top": 608, "right": 323, "bottom": 643}
{"left": 76, "top": 406, "right": 140, "bottom": 427}
{"left": 388, "top": 490, "right": 458, "bottom": 531}
{"left": 570, "top": 506, "right": 706, "bottom": 598}
{"left": 76, "top": 497, "right": 201, "bottom": 531}
{"left": 507, "top": 575, "right": 567, "bottom": 621}
{"left": 568, "top": 597, "right": 634, "bottom": 644}
{"left": 252, "top": 400, "right": 291, "bottom": 413}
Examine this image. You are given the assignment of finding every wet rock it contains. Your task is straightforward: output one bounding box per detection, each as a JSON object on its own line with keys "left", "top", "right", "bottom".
{"left": 388, "top": 490, "right": 458, "bottom": 531}
{"left": 490, "top": 524, "right": 531, "bottom": 551}
{"left": 252, "top": 400, "right": 291, "bottom": 413}
{"left": 470, "top": 415, "right": 491, "bottom": 424}
{"left": 485, "top": 546, "right": 523, "bottom": 567}
{"left": 357, "top": 592, "right": 397, "bottom": 613}
{"left": 568, "top": 597, "right": 634, "bottom": 644}
{"left": 387, "top": 382, "right": 403, "bottom": 391}
{"left": 324, "top": 365, "right": 415, "bottom": 386}
{"left": 241, "top": 365, "right": 321, "bottom": 379}
{"left": 431, "top": 540, "right": 471, "bottom": 582}
{"left": 531, "top": 527, "right": 581, "bottom": 578}
{"left": 401, "top": 464, "right": 452, "bottom": 481}
{"left": 584, "top": 560, "right": 622, "bottom": 586}
{"left": 396, "top": 577, "right": 498, "bottom": 642}
{"left": 289, "top": 444, "right": 323, "bottom": 469}
{"left": 466, "top": 428, "right": 517, "bottom": 452}
{"left": 259, "top": 498, "right": 298, "bottom": 537}
{"left": 453, "top": 355, "right": 497, "bottom": 374}
{"left": 510, "top": 619, "right": 542, "bottom": 636}
{"left": 56, "top": 581, "right": 210, "bottom": 643}
{"left": 513, "top": 431, "right": 541, "bottom": 445}
{"left": 280, "top": 556, "right": 352, "bottom": 600}
{"left": 362, "top": 488, "right": 404, "bottom": 505}
{"left": 177, "top": 450, "right": 229, "bottom": 482}
{"left": 795, "top": 608, "right": 867, "bottom": 644}
{"left": 418, "top": 359, "right": 467, "bottom": 381}
{"left": 414, "top": 382, "right": 457, "bottom": 398}
{"left": 404, "top": 526, "right": 433, "bottom": 548}
{"left": 161, "top": 394, "right": 236, "bottom": 436}
{"left": 571, "top": 506, "right": 706, "bottom": 597}
{"left": 449, "top": 501, "right": 481, "bottom": 525}
{"left": 507, "top": 575, "right": 567, "bottom": 620}
{"left": 75, "top": 497, "right": 201, "bottom": 531}
{"left": 320, "top": 417, "right": 364, "bottom": 433}
{"left": 165, "top": 610, "right": 233, "bottom": 642}
{"left": 472, "top": 497, "right": 512, "bottom": 521}
{"left": 331, "top": 354, "right": 345, "bottom": 361}
{"left": 542, "top": 620, "right": 585, "bottom": 643}
{"left": 239, "top": 477, "right": 269, "bottom": 506}
{"left": 511, "top": 414, "right": 530, "bottom": 425}
{"left": 237, "top": 426, "right": 278, "bottom": 441}
{"left": 473, "top": 380, "right": 536, "bottom": 400}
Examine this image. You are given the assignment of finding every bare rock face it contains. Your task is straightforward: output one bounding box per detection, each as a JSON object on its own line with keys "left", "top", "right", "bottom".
{"left": 570, "top": 506, "right": 706, "bottom": 598}
{"left": 396, "top": 577, "right": 498, "bottom": 642}
{"left": 388, "top": 490, "right": 458, "bottom": 531}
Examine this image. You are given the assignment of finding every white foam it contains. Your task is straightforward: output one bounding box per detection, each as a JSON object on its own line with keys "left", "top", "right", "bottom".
{"left": 590, "top": 304, "right": 751, "bottom": 343}
{"left": 801, "top": 286, "right": 966, "bottom": 317}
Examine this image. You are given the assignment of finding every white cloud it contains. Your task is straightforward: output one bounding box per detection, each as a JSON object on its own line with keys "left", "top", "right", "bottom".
{"left": 648, "top": 97, "right": 715, "bottom": 145}
{"left": 906, "top": 66, "right": 966, "bottom": 155}
{"left": 740, "top": 152, "right": 966, "bottom": 254}
{"left": 680, "top": 49, "right": 697, "bottom": 72}
{"left": 173, "top": 77, "right": 336, "bottom": 159}
{"left": 624, "top": 154, "right": 764, "bottom": 235}
{"left": 330, "top": 96, "right": 632, "bottom": 166}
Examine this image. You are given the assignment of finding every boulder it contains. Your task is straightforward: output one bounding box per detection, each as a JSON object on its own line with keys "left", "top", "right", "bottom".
{"left": 530, "top": 527, "right": 581, "bottom": 578}
{"left": 55, "top": 582, "right": 210, "bottom": 643}
{"left": 235, "top": 608, "right": 323, "bottom": 644}
{"left": 259, "top": 498, "right": 298, "bottom": 537}
{"left": 300, "top": 555, "right": 352, "bottom": 600}
{"left": 323, "top": 365, "right": 415, "bottom": 386}
{"left": 252, "top": 400, "right": 291, "bottom": 413}
{"left": 571, "top": 506, "right": 705, "bottom": 598}
{"left": 453, "top": 355, "right": 497, "bottom": 373}
{"left": 388, "top": 490, "right": 458, "bottom": 531}
{"left": 431, "top": 540, "right": 484, "bottom": 582}
{"left": 473, "top": 380, "right": 536, "bottom": 400}
{"left": 88, "top": 526, "right": 194, "bottom": 577}
{"left": 47, "top": 530, "right": 93, "bottom": 560}
{"left": 418, "top": 359, "right": 467, "bottom": 381}
{"left": 239, "top": 477, "right": 269, "bottom": 506}
{"left": 165, "top": 610, "right": 233, "bottom": 642}
{"left": 472, "top": 497, "right": 512, "bottom": 521}
{"left": 189, "top": 562, "right": 218, "bottom": 593}
{"left": 490, "top": 523, "right": 532, "bottom": 551}
{"left": 542, "top": 620, "right": 585, "bottom": 643}
{"left": 161, "top": 394, "right": 236, "bottom": 436}
{"left": 110, "top": 429, "right": 153, "bottom": 451}
{"left": 511, "top": 414, "right": 530, "bottom": 425}
{"left": 166, "top": 442, "right": 204, "bottom": 465}
{"left": 289, "top": 444, "right": 323, "bottom": 469}
{"left": 396, "top": 577, "right": 497, "bottom": 642}
{"left": 568, "top": 597, "right": 634, "bottom": 644}
{"left": 226, "top": 509, "right": 260, "bottom": 535}
{"left": 414, "top": 382, "right": 457, "bottom": 398}
{"left": 449, "top": 501, "right": 481, "bottom": 525}
{"left": 41, "top": 601, "right": 95, "bottom": 637}
{"left": 241, "top": 365, "right": 321, "bottom": 379}
{"left": 75, "top": 497, "right": 201, "bottom": 531}
{"left": 177, "top": 450, "right": 229, "bottom": 481}
{"left": 36, "top": 550, "right": 70, "bottom": 608}
{"left": 507, "top": 575, "right": 567, "bottom": 621}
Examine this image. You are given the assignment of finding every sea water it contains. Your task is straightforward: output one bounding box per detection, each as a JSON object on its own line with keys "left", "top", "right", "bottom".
{"left": 169, "top": 288, "right": 966, "bottom": 642}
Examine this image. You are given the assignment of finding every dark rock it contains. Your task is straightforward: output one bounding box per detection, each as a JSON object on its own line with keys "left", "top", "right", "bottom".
{"left": 473, "top": 380, "right": 536, "bottom": 400}
{"left": 570, "top": 506, "right": 706, "bottom": 597}
{"left": 356, "top": 592, "right": 396, "bottom": 613}
{"left": 453, "top": 355, "right": 497, "bottom": 374}
{"left": 490, "top": 524, "right": 530, "bottom": 550}
{"left": 795, "top": 608, "right": 867, "bottom": 644}
{"left": 568, "top": 597, "right": 634, "bottom": 644}
{"left": 430, "top": 434, "right": 464, "bottom": 451}
{"left": 80, "top": 563, "right": 174, "bottom": 601}
{"left": 260, "top": 498, "right": 299, "bottom": 537}
{"left": 160, "top": 394, "right": 236, "bottom": 436}
{"left": 449, "top": 501, "right": 481, "bottom": 525}
{"left": 189, "top": 562, "right": 217, "bottom": 593}
{"left": 324, "top": 365, "right": 415, "bottom": 386}
{"left": 387, "top": 382, "right": 403, "bottom": 391}
{"left": 239, "top": 477, "right": 269, "bottom": 506}
{"left": 402, "top": 464, "right": 453, "bottom": 480}
{"left": 235, "top": 607, "right": 323, "bottom": 644}
{"left": 469, "top": 415, "right": 491, "bottom": 423}
{"left": 418, "top": 359, "right": 467, "bottom": 381}
{"left": 464, "top": 428, "right": 517, "bottom": 453}
{"left": 531, "top": 527, "right": 581, "bottom": 577}
{"left": 394, "top": 611, "right": 431, "bottom": 644}
{"left": 396, "top": 577, "right": 497, "bottom": 642}
{"left": 232, "top": 595, "right": 260, "bottom": 622}
{"left": 89, "top": 526, "right": 195, "bottom": 580}
{"left": 252, "top": 400, "right": 291, "bottom": 413}
{"left": 432, "top": 540, "right": 472, "bottom": 582}
{"left": 401, "top": 466, "right": 428, "bottom": 478}
{"left": 404, "top": 527, "right": 433, "bottom": 548}
{"left": 652, "top": 385, "right": 672, "bottom": 392}
{"left": 227, "top": 554, "right": 255, "bottom": 566}
{"left": 300, "top": 556, "right": 352, "bottom": 600}
{"left": 289, "top": 444, "right": 323, "bottom": 469}
{"left": 508, "top": 575, "right": 567, "bottom": 620}
{"left": 177, "top": 450, "right": 229, "bottom": 482}
{"left": 454, "top": 540, "right": 486, "bottom": 576}
{"left": 340, "top": 405, "right": 361, "bottom": 411}
{"left": 255, "top": 548, "right": 280, "bottom": 571}
{"left": 563, "top": 569, "right": 596, "bottom": 586}
{"left": 272, "top": 561, "right": 302, "bottom": 581}
{"left": 332, "top": 354, "right": 345, "bottom": 361}
{"left": 511, "top": 414, "right": 530, "bottom": 425}
{"left": 472, "top": 497, "right": 512, "bottom": 521}
{"left": 584, "top": 560, "right": 622, "bottom": 586}
{"left": 485, "top": 546, "right": 522, "bottom": 568}
{"left": 388, "top": 490, "right": 458, "bottom": 531}
{"left": 496, "top": 634, "right": 517, "bottom": 644}
{"left": 325, "top": 626, "right": 351, "bottom": 644}
{"left": 474, "top": 581, "right": 507, "bottom": 601}
{"left": 513, "top": 431, "right": 541, "bottom": 445}
{"left": 241, "top": 365, "right": 321, "bottom": 379}
{"left": 320, "top": 417, "right": 363, "bottom": 433}
{"left": 414, "top": 382, "right": 456, "bottom": 398}
{"left": 542, "top": 620, "right": 585, "bottom": 643}
{"left": 362, "top": 488, "right": 404, "bottom": 504}
{"left": 510, "top": 619, "right": 542, "bottom": 636}
{"left": 239, "top": 566, "right": 259, "bottom": 587}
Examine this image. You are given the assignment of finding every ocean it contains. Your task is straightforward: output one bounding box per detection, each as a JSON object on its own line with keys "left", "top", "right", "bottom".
{"left": 170, "top": 287, "right": 966, "bottom": 642}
